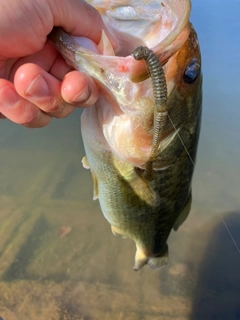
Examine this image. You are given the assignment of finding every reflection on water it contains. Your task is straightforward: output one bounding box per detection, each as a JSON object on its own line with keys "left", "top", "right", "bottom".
{"left": 0, "top": 0, "right": 240, "bottom": 319}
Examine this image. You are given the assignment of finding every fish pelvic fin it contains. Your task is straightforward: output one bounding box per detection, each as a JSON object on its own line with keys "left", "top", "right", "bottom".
{"left": 173, "top": 194, "right": 192, "bottom": 231}
{"left": 82, "top": 156, "right": 99, "bottom": 200}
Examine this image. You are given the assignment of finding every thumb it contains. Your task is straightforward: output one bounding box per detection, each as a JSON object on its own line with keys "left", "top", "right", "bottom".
{"left": 48, "top": 0, "right": 116, "bottom": 46}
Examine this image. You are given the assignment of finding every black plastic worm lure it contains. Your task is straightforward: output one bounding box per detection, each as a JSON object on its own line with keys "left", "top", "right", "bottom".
{"left": 132, "top": 46, "right": 168, "bottom": 179}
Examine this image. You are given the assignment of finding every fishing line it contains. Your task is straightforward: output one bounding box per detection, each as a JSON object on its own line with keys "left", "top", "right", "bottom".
{"left": 167, "top": 109, "right": 240, "bottom": 255}
{"left": 134, "top": 46, "right": 240, "bottom": 255}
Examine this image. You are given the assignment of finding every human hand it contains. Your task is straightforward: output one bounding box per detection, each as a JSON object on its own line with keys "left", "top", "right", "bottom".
{"left": 0, "top": 0, "right": 114, "bottom": 128}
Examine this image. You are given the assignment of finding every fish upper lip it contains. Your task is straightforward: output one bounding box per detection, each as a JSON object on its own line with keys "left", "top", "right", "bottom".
{"left": 48, "top": 1, "right": 195, "bottom": 166}
{"left": 103, "top": 0, "right": 191, "bottom": 56}
{"left": 50, "top": 1, "right": 191, "bottom": 59}
{"left": 49, "top": 0, "right": 192, "bottom": 86}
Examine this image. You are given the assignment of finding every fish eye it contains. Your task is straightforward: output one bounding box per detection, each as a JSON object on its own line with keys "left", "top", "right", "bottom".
{"left": 183, "top": 58, "right": 201, "bottom": 84}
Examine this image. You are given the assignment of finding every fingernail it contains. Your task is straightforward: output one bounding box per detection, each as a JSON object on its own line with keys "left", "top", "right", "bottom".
{"left": 0, "top": 86, "right": 19, "bottom": 107}
{"left": 72, "top": 86, "right": 90, "bottom": 103}
{"left": 26, "top": 74, "right": 49, "bottom": 98}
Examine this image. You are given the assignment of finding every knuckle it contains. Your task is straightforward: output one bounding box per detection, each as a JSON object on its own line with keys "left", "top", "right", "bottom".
{"left": 43, "top": 96, "right": 61, "bottom": 114}
{"left": 45, "top": 99, "right": 74, "bottom": 119}
{"left": 21, "top": 109, "right": 39, "bottom": 125}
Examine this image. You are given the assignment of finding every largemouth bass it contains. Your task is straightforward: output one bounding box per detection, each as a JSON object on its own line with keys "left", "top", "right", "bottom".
{"left": 49, "top": 0, "right": 202, "bottom": 270}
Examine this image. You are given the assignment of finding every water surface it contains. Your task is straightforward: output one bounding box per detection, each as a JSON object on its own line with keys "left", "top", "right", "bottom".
{"left": 0, "top": 1, "right": 240, "bottom": 319}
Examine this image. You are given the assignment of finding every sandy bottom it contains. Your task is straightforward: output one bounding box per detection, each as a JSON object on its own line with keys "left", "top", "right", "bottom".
{"left": 0, "top": 115, "right": 239, "bottom": 319}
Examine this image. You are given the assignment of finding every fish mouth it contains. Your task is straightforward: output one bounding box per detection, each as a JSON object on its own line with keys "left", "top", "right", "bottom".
{"left": 49, "top": 1, "right": 192, "bottom": 88}
{"left": 90, "top": 1, "right": 193, "bottom": 93}
{"left": 49, "top": 1, "right": 191, "bottom": 66}
{"left": 93, "top": 0, "right": 191, "bottom": 57}
{"left": 48, "top": 0, "right": 194, "bottom": 167}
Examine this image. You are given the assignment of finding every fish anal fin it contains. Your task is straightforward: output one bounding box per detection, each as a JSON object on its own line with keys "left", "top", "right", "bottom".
{"left": 82, "top": 156, "right": 90, "bottom": 169}
{"left": 111, "top": 225, "right": 119, "bottom": 236}
{"left": 173, "top": 194, "right": 192, "bottom": 231}
{"left": 111, "top": 225, "right": 126, "bottom": 239}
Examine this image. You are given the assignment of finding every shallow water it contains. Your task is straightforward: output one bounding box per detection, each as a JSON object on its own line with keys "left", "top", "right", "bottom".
{"left": 0, "top": 1, "right": 240, "bottom": 319}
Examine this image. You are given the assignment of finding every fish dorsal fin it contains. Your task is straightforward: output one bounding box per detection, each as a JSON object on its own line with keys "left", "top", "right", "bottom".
{"left": 173, "top": 194, "right": 192, "bottom": 231}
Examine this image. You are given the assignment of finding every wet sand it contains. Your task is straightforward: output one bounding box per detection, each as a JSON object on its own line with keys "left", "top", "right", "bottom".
{"left": 0, "top": 114, "right": 239, "bottom": 319}
{"left": 1, "top": 1, "right": 240, "bottom": 314}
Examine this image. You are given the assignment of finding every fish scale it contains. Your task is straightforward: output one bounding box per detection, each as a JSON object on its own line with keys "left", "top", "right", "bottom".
{"left": 48, "top": 0, "right": 202, "bottom": 270}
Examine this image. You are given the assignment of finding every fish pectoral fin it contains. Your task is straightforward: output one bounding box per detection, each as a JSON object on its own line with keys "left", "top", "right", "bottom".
{"left": 126, "top": 168, "right": 157, "bottom": 206}
{"left": 82, "top": 156, "right": 90, "bottom": 169}
{"left": 91, "top": 170, "right": 99, "bottom": 200}
{"left": 173, "top": 194, "right": 192, "bottom": 231}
